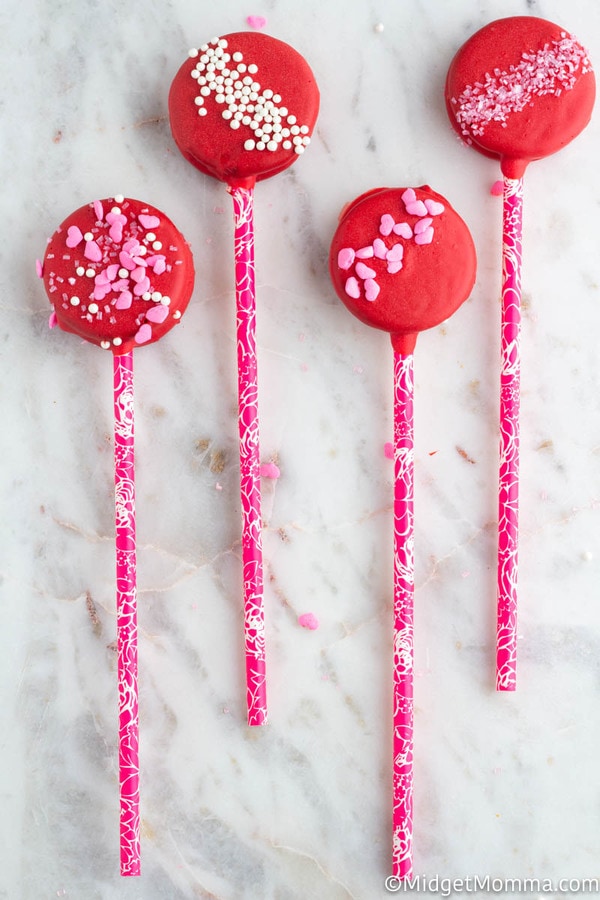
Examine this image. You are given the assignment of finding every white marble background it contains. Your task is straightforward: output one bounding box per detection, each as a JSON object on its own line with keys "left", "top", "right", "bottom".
{"left": 1, "top": 0, "right": 599, "bottom": 897}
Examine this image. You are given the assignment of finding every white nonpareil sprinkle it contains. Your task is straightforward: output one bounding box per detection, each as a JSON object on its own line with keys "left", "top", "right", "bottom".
{"left": 113, "top": 337, "right": 123, "bottom": 346}
{"left": 190, "top": 36, "right": 312, "bottom": 155}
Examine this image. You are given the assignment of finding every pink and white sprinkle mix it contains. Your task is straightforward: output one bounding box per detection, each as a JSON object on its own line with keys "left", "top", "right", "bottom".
{"left": 298, "top": 613, "right": 319, "bottom": 630}
{"left": 451, "top": 34, "right": 592, "bottom": 138}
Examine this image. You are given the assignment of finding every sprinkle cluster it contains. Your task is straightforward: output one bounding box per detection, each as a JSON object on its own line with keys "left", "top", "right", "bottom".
{"left": 338, "top": 190, "right": 445, "bottom": 302}
{"left": 451, "top": 34, "right": 592, "bottom": 138}
{"left": 188, "top": 37, "right": 312, "bottom": 154}
{"left": 42, "top": 197, "right": 182, "bottom": 348}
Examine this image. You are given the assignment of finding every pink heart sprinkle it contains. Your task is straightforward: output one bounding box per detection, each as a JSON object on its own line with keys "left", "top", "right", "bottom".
{"left": 356, "top": 246, "right": 374, "bottom": 259}
{"left": 109, "top": 224, "right": 123, "bottom": 243}
{"left": 379, "top": 214, "right": 395, "bottom": 236}
{"left": 84, "top": 240, "right": 102, "bottom": 262}
{"left": 387, "top": 261, "right": 403, "bottom": 274}
{"left": 414, "top": 217, "right": 433, "bottom": 235}
{"left": 66, "top": 226, "right": 83, "bottom": 248}
{"left": 259, "top": 462, "right": 280, "bottom": 478}
{"left": 414, "top": 227, "right": 434, "bottom": 245}
{"left": 386, "top": 243, "right": 404, "bottom": 262}
{"left": 131, "top": 266, "right": 147, "bottom": 283}
{"left": 93, "top": 285, "right": 111, "bottom": 301}
{"left": 106, "top": 212, "right": 126, "bottom": 225}
{"left": 344, "top": 276, "right": 361, "bottom": 299}
{"left": 392, "top": 222, "right": 413, "bottom": 239}
{"left": 132, "top": 256, "right": 148, "bottom": 267}
{"left": 337, "top": 248, "right": 355, "bottom": 270}
{"left": 373, "top": 238, "right": 387, "bottom": 259}
{"left": 364, "top": 279, "right": 380, "bottom": 302}
{"left": 145, "top": 304, "right": 169, "bottom": 324}
{"left": 150, "top": 255, "right": 166, "bottom": 275}
{"left": 406, "top": 201, "right": 428, "bottom": 217}
{"left": 138, "top": 214, "right": 160, "bottom": 229}
{"left": 355, "top": 262, "right": 376, "bottom": 280}
{"left": 134, "top": 323, "right": 152, "bottom": 344}
{"left": 95, "top": 270, "right": 111, "bottom": 285}
{"left": 247, "top": 15, "right": 266, "bottom": 29}
{"left": 93, "top": 200, "right": 104, "bottom": 221}
{"left": 133, "top": 276, "right": 151, "bottom": 296}
{"left": 36, "top": 259, "right": 43, "bottom": 278}
{"left": 119, "top": 251, "right": 136, "bottom": 271}
{"left": 112, "top": 279, "right": 129, "bottom": 291}
{"left": 123, "top": 239, "right": 140, "bottom": 254}
{"left": 115, "top": 291, "right": 133, "bottom": 310}
{"left": 298, "top": 612, "right": 319, "bottom": 630}
{"left": 401, "top": 188, "right": 416, "bottom": 206}
{"left": 48, "top": 311, "right": 58, "bottom": 329}
{"left": 424, "top": 199, "right": 445, "bottom": 216}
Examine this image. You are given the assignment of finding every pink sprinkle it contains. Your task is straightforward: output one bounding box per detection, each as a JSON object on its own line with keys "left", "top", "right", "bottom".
{"left": 260, "top": 462, "right": 280, "bottom": 479}
{"left": 247, "top": 15, "right": 267, "bottom": 29}
{"left": 406, "top": 200, "right": 428, "bottom": 217}
{"left": 131, "top": 266, "right": 147, "bottom": 283}
{"left": 112, "top": 278, "right": 129, "bottom": 291}
{"left": 344, "top": 276, "right": 360, "bottom": 299}
{"left": 401, "top": 188, "right": 416, "bottom": 206}
{"left": 392, "top": 222, "right": 413, "bottom": 239}
{"left": 122, "top": 239, "right": 140, "bottom": 255}
{"left": 414, "top": 217, "right": 433, "bottom": 235}
{"left": 337, "top": 247, "right": 355, "bottom": 270}
{"left": 84, "top": 240, "right": 102, "bottom": 262}
{"left": 106, "top": 263, "right": 119, "bottom": 281}
{"left": 35, "top": 259, "right": 43, "bottom": 278}
{"left": 356, "top": 246, "right": 374, "bottom": 259}
{"left": 364, "top": 278, "right": 380, "bottom": 301}
{"left": 298, "top": 612, "right": 319, "bottom": 630}
{"left": 138, "top": 214, "right": 160, "bottom": 229}
{"left": 355, "top": 262, "right": 376, "bottom": 280}
{"left": 133, "top": 276, "right": 151, "bottom": 296}
{"left": 373, "top": 238, "right": 387, "bottom": 259}
{"left": 134, "top": 323, "right": 152, "bottom": 344}
{"left": 109, "top": 224, "right": 123, "bottom": 243}
{"left": 147, "top": 254, "right": 166, "bottom": 274}
{"left": 384, "top": 441, "right": 393, "bottom": 459}
{"left": 48, "top": 311, "right": 58, "bottom": 329}
{"left": 387, "top": 261, "right": 403, "bottom": 274}
{"left": 215, "top": 482, "right": 223, "bottom": 491}
{"left": 414, "top": 227, "right": 434, "bottom": 245}
{"left": 379, "top": 214, "right": 395, "bottom": 236}
{"left": 66, "top": 226, "right": 83, "bottom": 249}
{"left": 93, "top": 285, "right": 111, "bottom": 301}
{"left": 145, "top": 304, "right": 169, "bottom": 324}
{"left": 115, "top": 291, "right": 133, "bottom": 310}
{"left": 386, "top": 243, "right": 404, "bottom": 262}
{"left": 119, "top": 251, "right": 136, "bottom": 271}
{"left": 424, "top": 199, "right": 445, "bottom": 216}
{"left": 490, "top": 180, "right": 504, "bottom": 196}
{"left": 93, "top": 199, "right": 104, "bottom": 221}
{"left": 106, "top": 211, "right": 126, "bottom": 226}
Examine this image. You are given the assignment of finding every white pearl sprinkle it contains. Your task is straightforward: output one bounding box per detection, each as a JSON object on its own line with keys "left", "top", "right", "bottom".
{"left": 248, "top": 63, "right": 258, "bottom": 74}
{"left": 194, "top": 96, "right": 204, "bottom": 105}
{"left": 300, "top": 125, "right": 309, "bottom": 134}
{"left": 238, "top": 63, "right": 247, "bottom": 73}
{"left": 294, "top": 145, "right": 305, "bottom": 154}
{"left": 288, "top": 115, "right": 297, "bottom": 125}
{"left": 244, "top": 139, "right": 256, "bottom": 150}
{"left": 230, "top": 119, "right": 240, "bottom": 130}
{"left": 198, "top": 107, "right": 207, "bottom": 116}
{"left": 101, "top": 341, "right": 111, "bottom": 349}
{"left": 76, "top": 266, "right": 85, "bottom": 276}
{"left": 302, "top": 136, "right": 311, "bottom": 145}
{"left": 263, "top": 89, "right": 273, "bottom": 99}
{"left": 146, "top": 232, "right": 156, "bottom": 241}
{"left": 200, "top": 43, "right": 208, "bottom": 52}
{"left": 216, "top": 94, "right": 226, "bottom": 103}
{"left": 111, "top": 206, "right": 121, "bottom": 214}
{"left": 142, "top": 292, "right": 151, "bottom": 301}
{"left": 152, "top": 241, "right": 162, "bottom": 250}
{"left": 267, "top": 140, "right": 278, "bottom": 151}
{"left": 191, "top": 69, "right": 200, "bottom": 79}
{"left": 273, "top": 94, "right": 282, "bottom": 103}
{"left": 113, "top": 337, "right": 123, "bottom": 346}
{"left": 161, "top": 296, "right": 171, "bottom": 306}
{"left": 118, "top": 268, "right": 128, "bottom": 278}
{"left": 138, "top": 246, "right": 146, "bottom": 255}
{"left": 151, "top": 291, "right": 162, "bottom": 302}
{"left": 88, "top": 302, "right": 99, "bottom": 314}
{"left": 222, "top": 110, "right": 233, "bottom": 120}
{"left": 200, "top": 86, "right": 210, "bottom": 97}
{"left": 188, "top": 48, "right": 198, "bottom": 57}
{"left": 283, "top": 140, "right": 292, "bottom": 149}
{"left": 279, "top": 106, "right": 288, "bottom": 117}
{"left": 173, "top": 311, "right": 181, "bottom": 319}
{"left": 84, "top": 231, "right": 93, "bottom": 241}
{"left": 233, "top": 51, "right": 243, "bottom": 62}
{"left": 70, "top": 296, "right": 80, "bottom": 306}
{"left": 256, "top": 141, "right": 265, "bottom": 150}
{"left": 114, "top": 194, "right": 124, "bottom": 203}
{"left": 86, "top": 268, "right": 95, "bottom": 278}
{"left": 218, "top": 38, "right": 228, "bottom": 48}
{"left": 242, "top": 115, "right": 252, "bottom": 126}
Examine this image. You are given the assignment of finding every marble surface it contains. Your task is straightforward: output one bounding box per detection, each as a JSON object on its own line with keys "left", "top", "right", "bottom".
{"left": 2, "top": 0, "right": 600, "bottom": 897}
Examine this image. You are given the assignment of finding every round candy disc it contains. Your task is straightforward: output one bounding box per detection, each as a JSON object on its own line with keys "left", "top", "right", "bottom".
{"left": 445, "top": 16, "right": 595, "bottom": 178}
{"left": 41, "top": 197, "right": 194, "bottom": 354}
{"left": 329, "top": 187, "right": 476, "bottom": 354}
{"left": 169, "top": 32, "right": 320, "bottom": 188}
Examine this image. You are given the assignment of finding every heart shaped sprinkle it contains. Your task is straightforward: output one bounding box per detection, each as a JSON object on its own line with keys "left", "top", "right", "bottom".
{"left": 344, "top": 276, "right": 361, "bottom": 299}
{"left": 364, "top": 279, "right": 380, "bottom": 302}
{"left": 414, "top": 227, "right": 434, "bottom": 245}
{"left": 373, "top": 238, "right": 387, "bottom": 259}
{"left": 115, "top": 291, "right": 133, "bottom": 310}
{"left": 355, "top": 262, "right": 376, "bottom": 280}
{"left": 130, "top": 266, "right": 147, "bottom": 283}
{"left": 134, "top": 323, "right": 152, "bottom": 344}
{"left": 145, "top": 305, "right": 169, "bottom": 324}
{"left": 424, "top": 199, "right": 445, "bottom": 216}
{"left": 84, "top": 240, "right": 102, "bottom": 262}
{"left": 66, "top": 226, "right": 83, "bottom": 248}
{"left": 338, "top": 248, "right": 355, "bottom": 270}
{"left": 414, "top": 217, "right": 433, "bottom": 235}
{"left": 138, "top": 214, "right": 161, "bottom": 229}
{"left": 386, "top": 243, "right": 404, "bottom": 262}
{"left": 133, "top": 276, "right": 151, "bottom": 296}
{"left": 379, "top": 214, "right": 395, "bottom": 236}
{"left": 406, "top": 200, "right": 428, "bottom": 217}
{"left": 119, "top": 251, "right": 136, "bottom": 271}
{"left": 401, "top": 188, "right": 416, "bottom": 206}
{"left": 387, "top": 261, "right": 403, "bottom": 274}
{"left": 393, "top": 222, "right": 413, "bottom": 239}
{"left": 356, "top": 246, "right": 375, "bottom": 259}
{"left": 247, "top": 15, "right": 267, "bottom": 29}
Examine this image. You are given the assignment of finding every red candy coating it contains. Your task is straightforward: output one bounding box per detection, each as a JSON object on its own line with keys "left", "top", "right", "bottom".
{"left": 42, "top": 198, "right": 194, "bottom": 354}
{"left": 169, "top": 32, "right": 320, "bottom": 189}
{"left": 445, "top": 16, "right": 595, "bottom": 178}
{"left": 329, "top": 187, "right": 476, "bottom": 354}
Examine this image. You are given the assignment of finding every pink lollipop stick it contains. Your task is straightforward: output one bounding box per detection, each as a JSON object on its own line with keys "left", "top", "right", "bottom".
{"left": 114, "top": 352, "right": 140, "bottom": 874}
{"left": 392, "top": 350, "right": 414, "bottom": 879}
{"left": 229, "top": 185, "right": 267, "bottom": 726}
{"left": 497, "top": 177, "right": 523, "bottom": 691}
